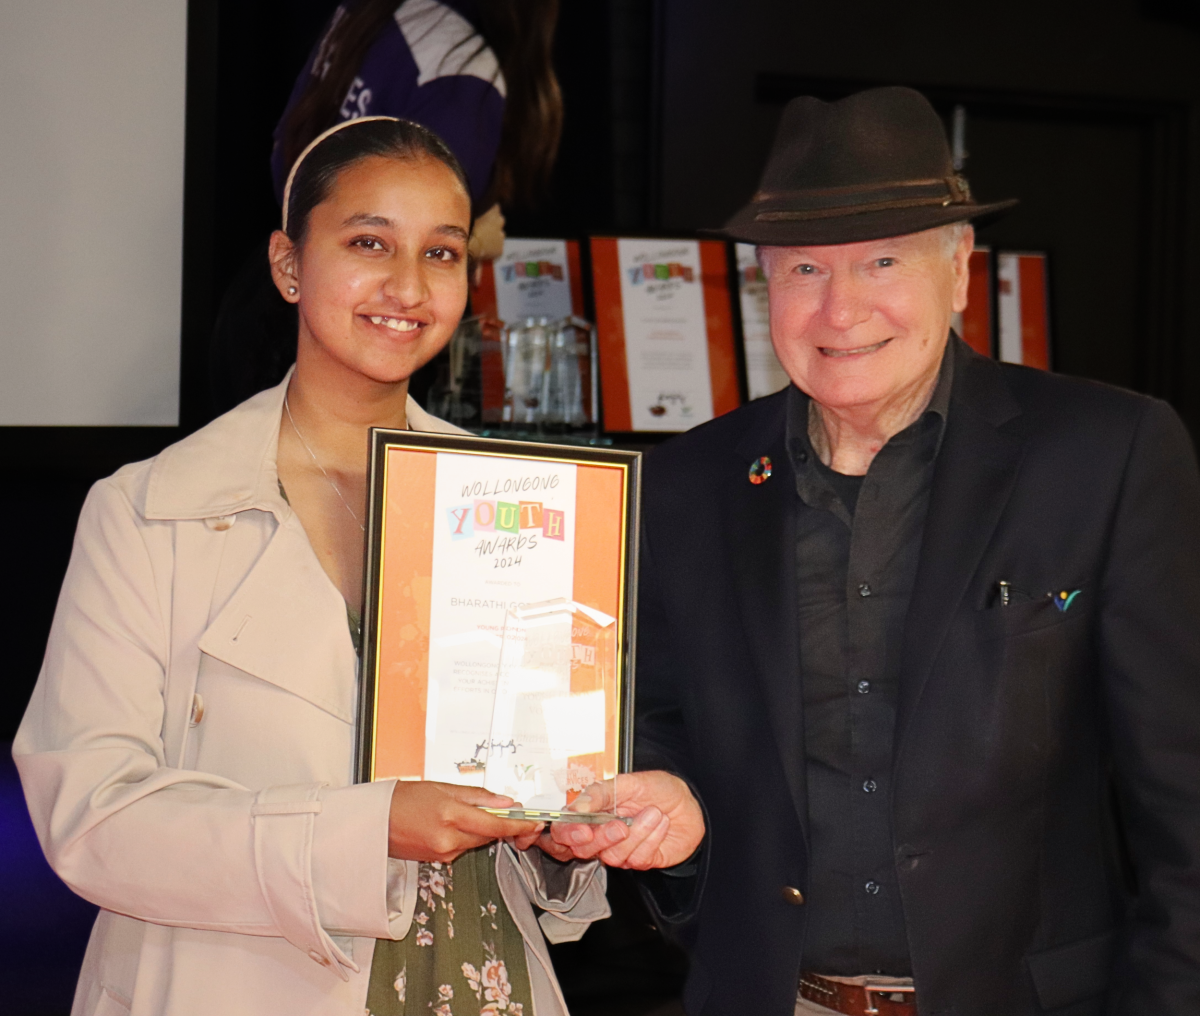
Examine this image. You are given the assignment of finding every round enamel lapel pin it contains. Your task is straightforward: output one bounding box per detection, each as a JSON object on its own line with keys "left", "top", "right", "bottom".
{"left": 748, "top": 456, "right": 772, "bottom": 484}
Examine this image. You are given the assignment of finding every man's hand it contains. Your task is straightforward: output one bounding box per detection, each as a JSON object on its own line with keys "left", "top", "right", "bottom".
{"left": 388, "top": 781, "right": 542, "bottom": 863}
{"left": 538, "top": 771, "right": 704, "bottom": 870}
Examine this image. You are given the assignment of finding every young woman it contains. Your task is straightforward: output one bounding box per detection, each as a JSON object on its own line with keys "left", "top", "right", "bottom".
{"left": 15, "top": 117, "right": 607, "bottom": 1016}
{"left": 210, "top": 0, "right": 562, "bottom": 417}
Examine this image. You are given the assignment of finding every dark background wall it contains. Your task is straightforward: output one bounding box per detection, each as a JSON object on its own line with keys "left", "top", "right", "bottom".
{"left": 4, "top": 2, "right": 1200, "bottom": 1012}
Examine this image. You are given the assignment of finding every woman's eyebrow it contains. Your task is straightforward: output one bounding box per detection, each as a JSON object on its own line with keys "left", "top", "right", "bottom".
{"left": 342, "top": 213, "right": 392, "bottom": 228}
{"left": 340, "top": 214, "right": 468, "bottom": 243}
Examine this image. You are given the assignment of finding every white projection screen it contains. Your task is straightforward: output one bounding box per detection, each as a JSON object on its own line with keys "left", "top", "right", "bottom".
{"left": 0, "top": 1, "right": 187, "bottom": 426}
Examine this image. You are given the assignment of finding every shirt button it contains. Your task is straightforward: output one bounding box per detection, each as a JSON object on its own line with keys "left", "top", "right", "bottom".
{"left": 858, "top": 583, "right": 872, "bottom": 597}
{"left": 862, "top": 779, "right": 877, "bottom": 793}
{"left": 865, "top": 881, "right": 881, "bottom": 895}
{"left": 798, "top": 450, "right": 809, "bottom": 463}
{"left": 781, "top": 885, "right": 806, "bottom": 905}
{"left": 857, "top": 680, "right": 871, "bottom": 694}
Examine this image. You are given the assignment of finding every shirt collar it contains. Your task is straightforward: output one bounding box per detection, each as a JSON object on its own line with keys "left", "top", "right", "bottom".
{"left": 144, "top": 368, "right": 466, "bottom": 522}
{"left": 785, "top": 333, "right": 956, "bottom": 466}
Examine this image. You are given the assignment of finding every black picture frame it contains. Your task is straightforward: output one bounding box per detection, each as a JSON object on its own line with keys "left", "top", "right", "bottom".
{"left": 356, "top": 429, "right": 642, "bottom": 789}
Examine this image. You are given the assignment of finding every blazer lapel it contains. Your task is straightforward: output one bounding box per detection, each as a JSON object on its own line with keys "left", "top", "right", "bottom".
{"left": 895, "top": 347, "right": 1024, "bottom": 750}
{"left": 730, "top": 399, "right": 808, "bottom": 831}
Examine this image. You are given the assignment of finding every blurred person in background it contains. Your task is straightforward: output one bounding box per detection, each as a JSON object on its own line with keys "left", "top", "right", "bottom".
{"left": 211, "top": 0, "right": 561, "bottom": 416}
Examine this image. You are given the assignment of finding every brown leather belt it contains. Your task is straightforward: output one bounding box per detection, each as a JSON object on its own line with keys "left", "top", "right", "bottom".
{"left": 799, "top": 972, "right": 916, "bottom": 1016}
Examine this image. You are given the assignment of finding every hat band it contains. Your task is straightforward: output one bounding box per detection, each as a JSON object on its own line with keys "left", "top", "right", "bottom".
{"left": 751, "top": 174, "right": 971, "bottom": 222}
{"left": 755, "top": 193, "right": 965, "bottom": 222}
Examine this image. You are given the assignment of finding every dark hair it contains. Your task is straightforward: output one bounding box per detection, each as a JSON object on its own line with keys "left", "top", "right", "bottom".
{"left": 278, "top": 0, "right": 562, "bottom": 210}
{"left": 284, "top": 117, "right": 472, "bottom": 244}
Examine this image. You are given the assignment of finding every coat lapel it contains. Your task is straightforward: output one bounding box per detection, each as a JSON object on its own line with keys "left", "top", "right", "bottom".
{"left": 729, "top": 398, "right": 808, "bottom": 831}
{"left": 895, "top": 346, "right": 1024, "bottom": 751}
{"left": 197, "top": 513, "right": 358, "bottom": 723}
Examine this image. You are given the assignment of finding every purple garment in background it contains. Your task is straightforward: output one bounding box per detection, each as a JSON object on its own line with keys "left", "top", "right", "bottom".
{"left": 271, "top": 0, "right": 505, "bottom": 206}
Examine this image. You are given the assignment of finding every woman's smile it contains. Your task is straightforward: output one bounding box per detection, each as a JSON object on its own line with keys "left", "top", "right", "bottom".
{"left": 365, "top": 314, "right": 425, "bottom": 334}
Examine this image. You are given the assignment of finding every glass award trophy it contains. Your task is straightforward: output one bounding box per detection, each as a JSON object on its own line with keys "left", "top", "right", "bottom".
{"left": 357, "top": 431, "right": 639, "bottom": 824}
{"left": 476, "top": 598, "right": 624, "bottom": 823}
{"left": 428, "top": 315, "right": 599, "bottom": 438}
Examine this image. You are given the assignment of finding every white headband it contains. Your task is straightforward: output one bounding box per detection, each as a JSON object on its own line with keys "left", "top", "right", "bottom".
{"left": 280, "top": 115, "right": 401, "bottom": 233}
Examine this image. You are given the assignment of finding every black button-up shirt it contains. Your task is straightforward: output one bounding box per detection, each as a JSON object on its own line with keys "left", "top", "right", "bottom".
{"left": 786, "top": 349, "right": 953, "bottom": 976}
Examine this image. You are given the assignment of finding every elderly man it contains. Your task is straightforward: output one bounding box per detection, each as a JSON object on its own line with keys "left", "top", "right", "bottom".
{"left": 548, "top": 87, "right": 1200, "bottom": 1015}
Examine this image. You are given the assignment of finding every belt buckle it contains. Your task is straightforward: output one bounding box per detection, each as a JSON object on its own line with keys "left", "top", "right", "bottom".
{"left": 862, "top": 979, "right": 915, "bottom": 1014}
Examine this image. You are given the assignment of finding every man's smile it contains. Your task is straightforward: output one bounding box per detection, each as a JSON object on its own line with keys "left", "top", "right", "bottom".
{"left": 818, "top": 338, "right": 893, "bottom": 358}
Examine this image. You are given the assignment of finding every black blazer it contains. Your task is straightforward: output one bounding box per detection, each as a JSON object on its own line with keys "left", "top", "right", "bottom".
{"left": 634, "top": 341, "right": 1200, "bottom": 1015}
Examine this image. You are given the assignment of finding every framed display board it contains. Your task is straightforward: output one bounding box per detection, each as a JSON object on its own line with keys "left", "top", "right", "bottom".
{"left": 733, "top": 242, "right": 789, "bottom": 400}
{"left": 472, "top": 238, "right": 586, "bottom": 325}
{"left": 590, "top": 237, "right": 741, "bottom": 432}
{"left": 953, "top": 246, "right": 995, "bottom": 358}
{"left": 997, "top": 251, "right": 1051, "bottom": 370}
{"left": 358, "top": 430, "right": 640, "bottom": 822}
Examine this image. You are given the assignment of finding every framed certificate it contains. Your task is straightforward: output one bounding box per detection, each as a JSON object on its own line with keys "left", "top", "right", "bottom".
{"left": 590, "top": 237, "right": 742, "bottom": 432}
{"left": 733, "top": 243, "right": 790, "bottom": 400}
{"left": 471, "top": 237, "right": 586, "bottom": 325}
{"left": 950, "top": 246, "right": 995, "bottom": 359}
{"left": 357, "top": 430, "right": 640, "bottom": 822}
{"left": 997, "top": 251, "right": 1051, "bottom": 370}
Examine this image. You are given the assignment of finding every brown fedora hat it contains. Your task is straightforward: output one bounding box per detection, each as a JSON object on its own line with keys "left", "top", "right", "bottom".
{"left": 715, "top": 86, "right": 1017, "bottom": 246}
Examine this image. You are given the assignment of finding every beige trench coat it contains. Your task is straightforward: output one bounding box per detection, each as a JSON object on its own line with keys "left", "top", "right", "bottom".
{"left": 14, "top": 375, "right": 608, "bottom": 1016}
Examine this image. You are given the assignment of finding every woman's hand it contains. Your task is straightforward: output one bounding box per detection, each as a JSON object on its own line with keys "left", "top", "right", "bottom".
{"left": 388, "top": 781, "right": 542, "bottom": 864}
{"left": 538, "top": 771, "right": 705, "bottom": 870}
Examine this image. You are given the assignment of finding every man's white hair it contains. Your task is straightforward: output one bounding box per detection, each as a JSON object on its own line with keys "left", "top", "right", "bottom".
{"left": 938, "top": 220, "right": 971, "bottom": 259}
{"left": 755, "top": 220, "right": 971, "bottom": 268}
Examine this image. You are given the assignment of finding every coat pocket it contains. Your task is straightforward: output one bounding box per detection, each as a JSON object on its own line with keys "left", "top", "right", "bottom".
{"left": 1026, "top": 928, "right": 1115, "bottom": 1010}
{"left": 975, "top": 588, "right": 1086, "bottom": 643}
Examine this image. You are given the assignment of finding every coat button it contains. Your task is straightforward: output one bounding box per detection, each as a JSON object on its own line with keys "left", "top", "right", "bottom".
{"left": 781, "top": 885, "right": 805, "bottom": 905}
{"left": 206, "top": 515, "right": 236, "bottom": 532}
{"left": 189, "top": 693, "right": 204, "bottom": 727}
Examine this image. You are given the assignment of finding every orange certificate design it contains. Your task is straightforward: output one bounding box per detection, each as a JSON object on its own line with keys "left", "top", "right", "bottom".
{"left": 358, "top": 430, "right": 640, "bottom": 818}
{"left": 591, "top": 237, "right": 741, "bottom": 432}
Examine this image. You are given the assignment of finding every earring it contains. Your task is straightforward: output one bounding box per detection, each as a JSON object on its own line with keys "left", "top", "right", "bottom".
{"left": 287, "top": 286, "right": 297, "bottom": 296}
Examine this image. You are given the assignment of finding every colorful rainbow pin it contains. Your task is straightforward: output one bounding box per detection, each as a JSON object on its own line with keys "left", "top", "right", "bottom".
{"left": 748, "top": 456, "right": 772, "bottom": 484}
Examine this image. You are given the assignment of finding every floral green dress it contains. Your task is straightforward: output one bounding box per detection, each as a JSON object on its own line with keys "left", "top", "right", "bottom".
{"left": 365, "top": 844, "right": 534, "bottom": 1016}
{"left": 346, "top": 603, "right": 534, "bottom": 1016}
{"left": 278, "top": 482, "right": 537, "bottom": 1016}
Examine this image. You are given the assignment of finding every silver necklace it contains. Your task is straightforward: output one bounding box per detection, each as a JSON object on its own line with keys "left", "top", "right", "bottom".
{"left": 284, "top": 393, "right": 366, "bottom": 533}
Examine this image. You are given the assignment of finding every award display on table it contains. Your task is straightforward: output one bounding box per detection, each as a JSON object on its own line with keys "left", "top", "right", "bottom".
{"left": 357, "top": 430, "right": 640, "bottom": 823}
{"left": 590, "top": 237, "right": 742, "bottom": 433}
{"left": 429, "top": 238, "right": 599, "bottom": 437}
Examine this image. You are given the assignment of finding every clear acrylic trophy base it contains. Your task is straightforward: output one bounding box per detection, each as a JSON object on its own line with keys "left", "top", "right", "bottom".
{"left": 479, "top": 806, "right": 632, "bottom": 825}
